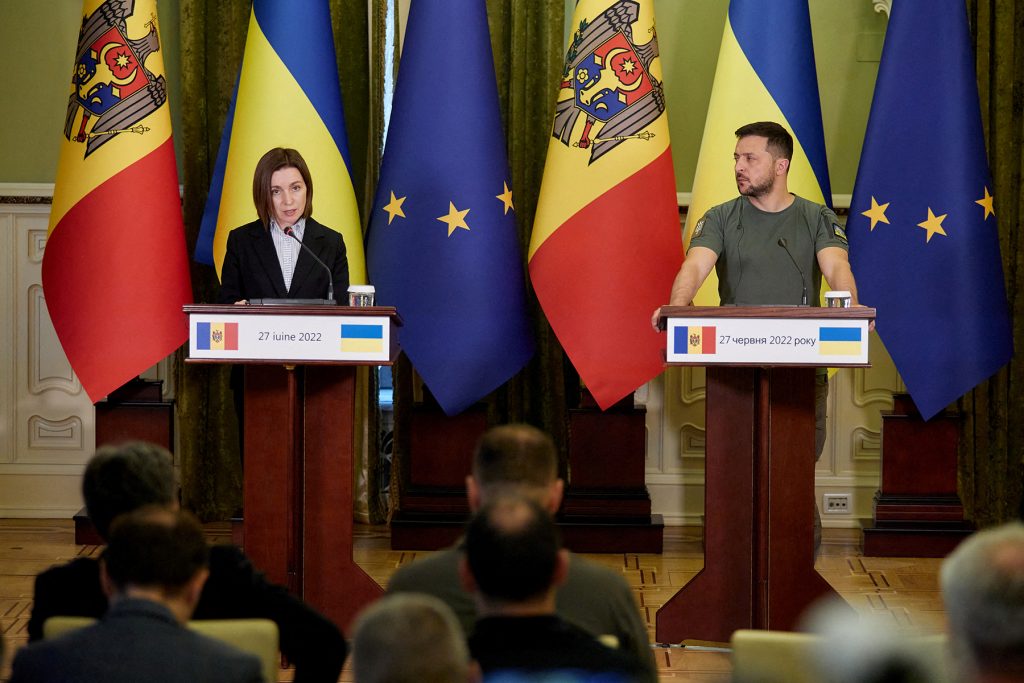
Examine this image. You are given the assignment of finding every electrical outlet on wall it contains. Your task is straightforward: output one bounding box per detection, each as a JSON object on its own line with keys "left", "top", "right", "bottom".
{"left": 824, "top": 493, "right": 851, "bottom": 514}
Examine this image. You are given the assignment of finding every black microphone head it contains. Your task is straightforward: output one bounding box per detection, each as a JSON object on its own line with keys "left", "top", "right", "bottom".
{"left": 283, "top": 225, "right": 295, "bottom": 238}
{"left": 777, "top": 238, "right": 787, "bottom": 248}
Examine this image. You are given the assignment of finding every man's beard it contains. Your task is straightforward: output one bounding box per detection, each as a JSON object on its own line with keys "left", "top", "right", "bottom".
{"left": 738, "top": 173, "right": 774, "bottom": 198}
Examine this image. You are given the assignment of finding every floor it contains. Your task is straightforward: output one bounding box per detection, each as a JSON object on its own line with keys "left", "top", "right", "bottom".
{"left": 0, "top": 520, "right": 947, "bottom": 682}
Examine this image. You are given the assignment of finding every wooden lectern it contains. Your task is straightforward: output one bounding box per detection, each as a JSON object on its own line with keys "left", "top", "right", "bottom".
{"left": 655, "top": 306, "right": 874, "bottom": 643}
{"left": 185, "top": 304, "right": 401, "bottom": 630}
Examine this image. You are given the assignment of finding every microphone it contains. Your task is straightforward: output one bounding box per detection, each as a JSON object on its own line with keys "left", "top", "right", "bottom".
{"left": 777, "top": 238, "right": 808, "bottom": 306}
{"left": 283, "top": 226, "right": 336, "bottom": 304}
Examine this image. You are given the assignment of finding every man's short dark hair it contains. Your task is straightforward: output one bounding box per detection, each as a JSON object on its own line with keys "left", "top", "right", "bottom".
{"left": 735, "top": 121, "right": 794, "bottom": 161}
{"left": 83, "top": 442, "right": 176, "bottom": 540}
{"left": 465, "top": 495, "right": 561, "bottom": 603}
{"left": 102, "top": 506, "right": 209, "bottom": 595}
{"left": 472, "top": 424, "right": 558, "bottom": 495}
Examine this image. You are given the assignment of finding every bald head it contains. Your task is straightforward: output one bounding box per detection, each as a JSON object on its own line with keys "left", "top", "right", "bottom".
{"left": 352, "top": 594, "right": 472, "bottom": 683}
{"left": 941, "top": 522, "right": 1024, "bottom": 679}
{"left": 464, "top": 495, "right": 562, "bottom": 605}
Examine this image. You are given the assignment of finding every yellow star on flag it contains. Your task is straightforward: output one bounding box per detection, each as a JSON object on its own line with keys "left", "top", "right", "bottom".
{"left": 382, "top": 191, "right": 406, "bottom": 225}
{"left": 861, "top": 196, "right": 890, "bottom": 231}
{"left": 917, "top": 207, "right": 948, "bottom": 243}
{"left": 496, "top": 182, "right": 514, "bottom": 215}
{"left": 438, "top": 201, "right": 471, "bottom": 236}
{"left": 976, "top": 186, "right": 995, "bottom": 220}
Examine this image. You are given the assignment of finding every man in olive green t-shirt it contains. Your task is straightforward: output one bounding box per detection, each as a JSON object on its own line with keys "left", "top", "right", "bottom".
{"left": 652, "top": 121, "right": 866, "bottom": 551}
{"left": 654, "top": 121, "right": 860, "bottom": 311}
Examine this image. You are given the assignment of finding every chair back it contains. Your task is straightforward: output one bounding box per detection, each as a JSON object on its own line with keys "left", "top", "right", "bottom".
{"left": 730, "top": 628, "right": 952, "bottom": 683}
{"left": 44, "top": 616, "right": 279, "bottom": 683}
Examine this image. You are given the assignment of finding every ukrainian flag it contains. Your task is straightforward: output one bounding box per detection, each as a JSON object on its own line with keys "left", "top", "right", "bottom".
{"left": 194, "top": 0, "right": 365, "bottom": 283}
{"left": 686, "top": 0, "right": 831, "bottom": 305}
{"left": 340, "top": 324, "right": 383, "bottom": 354}
{"left": 818, "top": 327, "right": 861, "bottom": 356}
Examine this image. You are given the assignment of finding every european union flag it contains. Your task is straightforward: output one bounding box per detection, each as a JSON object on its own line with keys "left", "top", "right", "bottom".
{"left": 848, "top": 0, "right": 1012, "bottom": 420}
{"left": 365, "top": 0, "right": 534, "bottom": 415}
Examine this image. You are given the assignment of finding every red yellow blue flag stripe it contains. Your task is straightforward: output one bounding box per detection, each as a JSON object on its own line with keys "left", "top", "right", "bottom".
{"left": 195, "top": 322, "right": 239, "bottom": 351}
{"left": 529, "top": 0, "right": 683, "bottom": 410}
{"left": 43, "top": 0, "right": 192, "bottom": 402}
{"left": 194, "top": 0, "right": 364, "bottom": 283}
{"left": 674, "top": 326, "right": 717, "bottom": 355}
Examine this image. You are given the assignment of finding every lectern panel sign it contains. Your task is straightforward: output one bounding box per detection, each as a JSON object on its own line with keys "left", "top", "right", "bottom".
{"left": 189, "top": 313, "right": 393, "bottom": 363}
{"left": 666, "top": 317, "right": 868, "bottom": 365}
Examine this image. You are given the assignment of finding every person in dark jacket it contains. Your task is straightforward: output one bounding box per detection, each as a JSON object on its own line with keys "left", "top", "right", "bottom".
{"left": 26, "top": 441, "right": 346, "bottom": 683}
{"left": 217, "top": 147, "right": 348, "bottom": 305}
{"left": 13, "top": 507, "right": 263, "bottom": 683}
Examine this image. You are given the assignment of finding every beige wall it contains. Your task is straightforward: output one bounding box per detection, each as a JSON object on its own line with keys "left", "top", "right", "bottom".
{"left": 4, "top": 0, "right": 881, "bottom": 193}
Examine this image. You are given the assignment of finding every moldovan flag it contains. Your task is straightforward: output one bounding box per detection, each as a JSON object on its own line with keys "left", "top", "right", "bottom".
{"left": 529, "top": 0, "right": 682, "bottom": 410}
{"left": 848, "top": 0, "right": 1012, "bottom": 419}
{"left": 43, "top": 0, "right": 192, "bottom": 402}
{"left": 194, "top": 0, "right": 364, "bottom": 283}
{"left": 366, "top": 0, "right": 534, "bottom": 416}
{"left": 686, "top": 0, "right": 831, "bottom": 305}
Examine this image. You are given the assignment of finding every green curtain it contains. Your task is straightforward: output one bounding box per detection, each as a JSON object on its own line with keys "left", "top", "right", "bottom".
{"left": 483, "top": 0, "right": 571, "bottom": 449}
{"left": 175, "top": 0, "right": 372, "bottom": 519}
{"left": 960, "top": 0, "right": 1024, "bottom": 526}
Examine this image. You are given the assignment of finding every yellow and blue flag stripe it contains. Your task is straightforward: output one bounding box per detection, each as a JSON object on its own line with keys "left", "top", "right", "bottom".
{"left": 340, "top": 323, "right": 384, "bottom": 353}
{"left": 195, "top": 0, "right": 365, "bottom": 283}
{"left": 686, "top": 0, "right": 830, "bottom": 305}
{"left": 818, "top": 326, "right": 861, "bottom": 356}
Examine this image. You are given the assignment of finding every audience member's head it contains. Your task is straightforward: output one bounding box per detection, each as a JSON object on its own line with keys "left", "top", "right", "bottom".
{"left": 461, "top": 494, "right": 567, "bottom": 612}
{"left": 940, "top": 521, "right": 1024, "bottom": 681}
{"left": 468, "top": 424, "right": 561, "bottom": 513}
{"left": 101, "top": 505, "right": 210, "bottom": 622}
{"left": 352, "top": 593, "right": 478, "bottom": 683}
{"left": 800, "top": 598, "right": 937, "bottom": 683}
{"left": 83, "top": 442, "right": 176, "bottom": 540}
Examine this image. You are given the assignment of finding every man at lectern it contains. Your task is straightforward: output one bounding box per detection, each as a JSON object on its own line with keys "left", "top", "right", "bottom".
{"left": 656, "top": 121, "right": 859, "bottom": 311}
{"left": 217, "top": 147, "right": 349, "bottom": 305}
{"left": 652, "top": 121, "right": 864, "bottom": 548}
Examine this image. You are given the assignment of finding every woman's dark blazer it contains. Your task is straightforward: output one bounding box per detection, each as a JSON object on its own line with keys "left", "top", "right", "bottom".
{"left": 216, "top": 218, "right": 349, "bottom": 304}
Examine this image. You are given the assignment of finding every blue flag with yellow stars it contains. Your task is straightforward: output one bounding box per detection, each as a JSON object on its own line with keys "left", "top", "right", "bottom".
{"left": 848, "top": 0, "right": 1011, "bottom": 420}
{"left": 365, "top": 0, "right": 534, "bottom": 416}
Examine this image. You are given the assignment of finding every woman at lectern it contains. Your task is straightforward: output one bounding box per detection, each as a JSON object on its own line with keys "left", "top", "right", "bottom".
{"left": 217, "top": 147, "right": 349, "bottom": 305}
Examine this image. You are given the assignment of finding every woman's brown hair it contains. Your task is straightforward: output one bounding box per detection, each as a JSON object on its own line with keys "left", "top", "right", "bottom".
{"left": 252, "top": 147, "right": 314, "bottom": 228}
